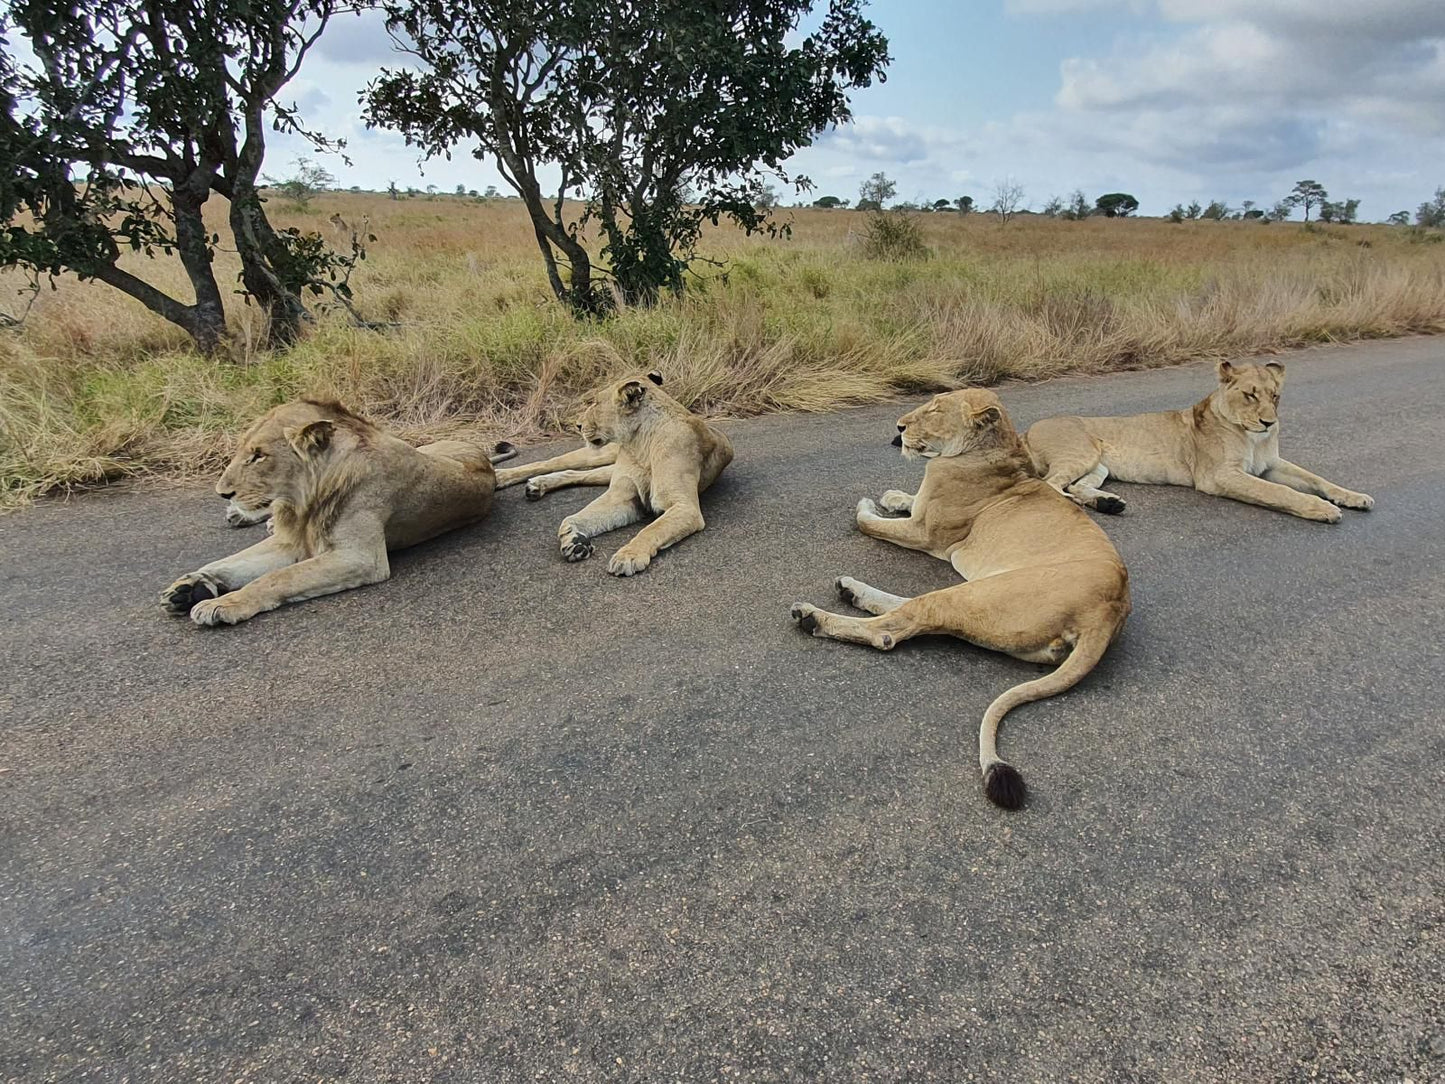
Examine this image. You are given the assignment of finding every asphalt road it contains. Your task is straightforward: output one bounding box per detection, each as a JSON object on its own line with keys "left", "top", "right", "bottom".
{"left": 2, "top": 338, "right": 1442, "bottom": 1083}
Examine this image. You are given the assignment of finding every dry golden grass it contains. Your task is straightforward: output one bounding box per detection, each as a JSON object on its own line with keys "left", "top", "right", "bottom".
{"left": 2, "top": 192, "right": 1443, "bottom": 509}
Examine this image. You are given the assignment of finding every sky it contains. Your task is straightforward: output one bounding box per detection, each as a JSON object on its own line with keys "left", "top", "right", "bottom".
{"left": 270, "top": 0, "right": 1445, "bottom": 220}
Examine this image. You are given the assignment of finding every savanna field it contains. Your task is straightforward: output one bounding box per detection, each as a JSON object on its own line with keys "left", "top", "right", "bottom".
{"left": 2, "top": 192, "right": 1443, "bottom": 510}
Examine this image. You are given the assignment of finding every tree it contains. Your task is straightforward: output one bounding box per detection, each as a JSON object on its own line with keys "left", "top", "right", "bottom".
{"left": 812, "top": 195, "right": 846, "bottom": 208}
{"left": 755, "top": 184, "right": 781, "bottom": 212}
{"left": 367, "top": 0, "right": 889, "bottom": 310}
{"left": 991, "top": 176, "right": 1025, "bottom": 224}
{"left": 1242, "top": 208, "right": 1265, "bottom": 221}
{"left": 1094, "top": 192, "right": 1137, "bottom": 218}
{"left": 931, "top": 198, "right": 952, "bottom": 212}
{"left": 1286, "top": 179, "right": 1327, "bottom": 222}
{"left": 1415, "top": 187, "right": 1445, "bottom": 228}
{"left": 0, "top": 0, "right": 355, "bottom": 352}
{"left": 1185, "top": 200, "right": 1202, "bottom": 220}
{"left": 1266, "top": 200, "right": 1293, "bottom": 222}
{"left": 264, "top": 157, "right": 337, "bottom": 208}
{"left": 1200, "top": 199, "right": 1229, "bottom": 221}
{"left": 859, "top": 171, "right": 897, "bottom": 209}
{"left": 1387, "top": 210, "right": 1410, "bottom": 226}
{"left": 1039, "top": 195, "right": 1063, "bottom": 218}
{"left": 1168, "top": 205, "right": 1185, "bottom": 223}
{"left": 955, "top": 195, "right": 973, "bottom": 214}
{"left": 388, "top": 180, "right": 400, "bottom": 199}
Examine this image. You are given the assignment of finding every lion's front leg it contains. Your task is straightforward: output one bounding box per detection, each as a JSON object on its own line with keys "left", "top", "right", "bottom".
{"left": 877, "top": 489, "right": 916, "bottom": 516}
{"left": 161, "top": 535, "right": 301, "bottom": 615}
{"left": 856, "top": 497, "right": 932, "bottom": 551}
{"left": 558, "top": 483, "right": 644, "bottom": 563}
{"left": 188, "top": 541, "right": 390, "bottom": 627}
{"left": 1199, "top": 470, "right": 1342, "bottom": 523}
{"left": 1263, "top": 458, "right": 1374, "bottom": 511}
{"left": 608, "top": 499, "right": 705, "bottom": 577}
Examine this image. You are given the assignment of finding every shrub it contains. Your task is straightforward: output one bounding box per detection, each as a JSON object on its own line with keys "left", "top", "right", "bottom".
{"left": 861, "top": 211, "right": 930, "bottom": 262}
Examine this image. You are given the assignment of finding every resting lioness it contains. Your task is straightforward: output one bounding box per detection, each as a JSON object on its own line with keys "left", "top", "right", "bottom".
{"left": 790, "top": 389, "right": 1131, "bottom": 810}
{"left": 161, "top": 398, "right": 516, "bottom": 626}
{"left": 1024, "top": 360, "right": 1374, "bottom": 522}
{"left": 501, "top": 370, "right": 732, "bottom": 576}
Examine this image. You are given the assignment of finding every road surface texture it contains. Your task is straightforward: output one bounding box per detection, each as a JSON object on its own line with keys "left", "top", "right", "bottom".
{"left": 2, "top": 338, "right": 1442, "bottom": 1083}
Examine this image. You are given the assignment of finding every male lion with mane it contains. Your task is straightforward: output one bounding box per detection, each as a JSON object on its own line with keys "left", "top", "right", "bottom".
{"left": 161, "top": 398, "right": 517, "bottom": 626}
{"left": 1024, "top": 360, "right": 1373, "bottom": 521}
{"left": 493, "top": 370, "right": 732, "bottom": 576}
{"left": 790, "top": 389, "right": 1131, "bottom": 811}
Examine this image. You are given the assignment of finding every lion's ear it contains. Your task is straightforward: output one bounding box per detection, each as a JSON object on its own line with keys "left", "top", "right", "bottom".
{"left": 284, "top": 419, "right": 335, "bottom": 458}
{"left": 1264, "top": 361, "right": 1286, "bottom": 384}
{"left": 646, "top": 369, "right": 664, "bottom": 386}
{"left": 617, "top": 379, "right": 648, "bottom": 409}
{"left": 973, "top": 405, "right": 1002, "bottom": 428}
{"left": 1217, "top": 360, "right": 1237, "bottom": 383}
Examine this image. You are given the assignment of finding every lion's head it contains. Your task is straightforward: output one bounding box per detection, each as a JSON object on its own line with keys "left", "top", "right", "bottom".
{"left": 894, "top": 388, "right": 1013, "bottom": 460}
{"left": 215, "top": 399, "right": 368, "bottom": 515}
{"left": 575, "top": 370, "right": 666, "bottom": 447}
{"left": 1214, "top": 360, "right": 1284, "bottom": 433}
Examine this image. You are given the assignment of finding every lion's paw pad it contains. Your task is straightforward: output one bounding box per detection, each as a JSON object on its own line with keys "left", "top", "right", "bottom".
{"left": 561, "top": 537, "right": 593, "bottom": 562}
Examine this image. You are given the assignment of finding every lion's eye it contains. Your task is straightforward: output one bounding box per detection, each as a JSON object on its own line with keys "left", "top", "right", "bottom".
{"left": 247, "top": 449, "right": 266, "bottom": 464}
{"left": 1244, "top": 392, "right": 1257, "bottom": 402}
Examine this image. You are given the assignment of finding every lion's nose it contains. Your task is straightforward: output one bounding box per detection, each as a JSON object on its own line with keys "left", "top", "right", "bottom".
{"left": 897, "top": 423, "right": 906, "bottom": 432}
{"left": 1260, "top": 419, "right": 1275, "bottom": 428}
{"left": 217, "top": 488, "right": 236, "bottom": 499}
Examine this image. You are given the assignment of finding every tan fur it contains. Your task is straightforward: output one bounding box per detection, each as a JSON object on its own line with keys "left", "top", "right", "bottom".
{"left": 511, "top": 370, "right": 733, "bottom": 576}
{"left": 790, "top": 389, "right": 1131, "bottom": 809}
{"left": 1024, "top": 360, "right": 1374, "bottom": 521}
{"left": 160, "top": 398, "right": 514, "bottom": 626}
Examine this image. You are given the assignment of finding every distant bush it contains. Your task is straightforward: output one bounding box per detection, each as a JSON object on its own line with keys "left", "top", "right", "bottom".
{"left": 862, "top": 211, "right": 930, "bottom": 262}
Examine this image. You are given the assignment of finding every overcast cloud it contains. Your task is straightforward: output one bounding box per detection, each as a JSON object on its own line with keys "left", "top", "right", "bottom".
{"left": 266, "top": 0, "right": 1445, "bottom": 219}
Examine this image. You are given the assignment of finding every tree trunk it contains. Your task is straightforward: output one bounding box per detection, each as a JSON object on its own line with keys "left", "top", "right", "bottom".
{"left": 89, "top": 262, "right": 225, "bottom": 354}
{"left": 171, "top": 171, "right": 228, "bottom": 348}
{"left": 225, "top": 103, "right": 311, "bottom": 345}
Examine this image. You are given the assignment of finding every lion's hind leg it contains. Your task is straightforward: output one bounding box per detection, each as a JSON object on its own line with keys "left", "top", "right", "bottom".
{"left": 1064, "top": 464, "right": 1127, "bottom": 515}
{"left": 494, "top": 443, "right": 618, "bottom": 489}
{"left": 836, "top": 576, "right": 911, "bottom": 615}
{"left": 524, "top": 466, "right": 614, "bottom": 502}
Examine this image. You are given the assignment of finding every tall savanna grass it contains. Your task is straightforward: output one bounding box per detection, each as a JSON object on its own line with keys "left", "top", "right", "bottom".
{"left": 2, "top": 193, "right": 1443, "bottom": 509}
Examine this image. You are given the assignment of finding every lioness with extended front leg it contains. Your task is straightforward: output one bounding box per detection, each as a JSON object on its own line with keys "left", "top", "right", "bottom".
{"left": 161, "top": 398, "right": 516, "bottom": 626}
{"left": 510, "top": 370, "right": 732, "bottom": 576}
{"left": 1024, "top": 360, "right": 1373, "bottom": 522}
{"left": 790, "top": 389, "right": 1130, "bottom": 811}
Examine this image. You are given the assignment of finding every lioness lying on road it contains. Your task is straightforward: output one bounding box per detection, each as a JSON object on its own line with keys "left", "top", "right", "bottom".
{"left": 162, "top": 398, "right": 516, "bottom": 626}
{"left": 499, "top": 370, "right": 733, "bottom": 576}
{"left": 1024, "top": 360, "right": 1373, "bottom": 522}
{"left": 790, "top": 389, "right": 1131, "bottom": 810}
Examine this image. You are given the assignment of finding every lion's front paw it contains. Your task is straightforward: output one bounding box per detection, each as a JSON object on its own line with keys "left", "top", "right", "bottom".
{"left": 189, "top": 594, "right": 252, "bottom": 627}
{"left": 560, "top": 534, "right": 594, "bottom": 563}
{"left": 836, "top": 577, "right": 860, "bottom": 606}
{"left": 607, "top": 547, "right": 652, "bottom": 577}
{"left": 1333, "top": 490, "right": 1374, "bottom": 511}
{"left": 1307, "top": 499, "right": 1344, "bottom": 524}
{"left": 524, "top": 479, "right": 546, "bottom": 502}
{"left": 878, "top": 490, "right": 912, "bottom": 515}
{"left": 856, "top": 497, "right": 880, "bottom": 522}
{"left": 161, "top": 574, "right": 219, "bottom": 615}
{"left": 224, "top": 506, "right": 249, "bottom": 528}
{"left": 790, "top": 602, "right": 820, "bottom": 635}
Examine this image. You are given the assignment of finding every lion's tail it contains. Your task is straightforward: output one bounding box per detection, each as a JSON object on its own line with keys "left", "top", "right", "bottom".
{"left": 489, "top": 441, "right": 519, "bottom": 465}
{"left": 978, "top": 624, "right": 1114, "bottom": 811}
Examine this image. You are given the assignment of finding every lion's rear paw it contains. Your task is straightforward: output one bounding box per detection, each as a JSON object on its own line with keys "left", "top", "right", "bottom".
{"left": 836, "top": 577, "right": 860, "bottom": 607}
{"left": 1094, "top": 494, "right": 1126, "bottom": 515}
{"left": 1333, "top": 490, "right": 1374, "bottom": 511}
{"left": 790, "top": 603, "right": 819, "bottom": 635}
{"left": 524, "top": 480, "right": 545, "bottom": 502}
